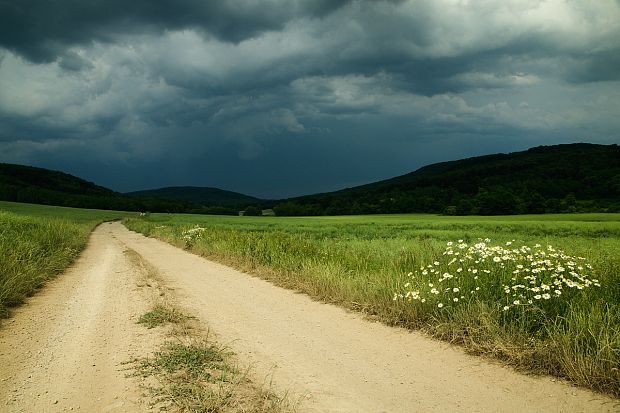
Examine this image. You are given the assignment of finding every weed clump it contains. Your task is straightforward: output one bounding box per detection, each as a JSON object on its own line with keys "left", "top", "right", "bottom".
{"left": 138, "top": 305, "right": 189, "bottom": 328}
{"left": 138, "top": 341, "right": 229, "bottom": 379}
{"left": 133, "top": 306, "right": 293, "bottom": 412}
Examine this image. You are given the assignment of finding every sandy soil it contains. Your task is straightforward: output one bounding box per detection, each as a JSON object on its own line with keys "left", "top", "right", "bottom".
{"left": 1, "top": 221, "right": 618, "bottom": 412}
{"left": 0, "top": 225, "right": 164, "bottom": 412}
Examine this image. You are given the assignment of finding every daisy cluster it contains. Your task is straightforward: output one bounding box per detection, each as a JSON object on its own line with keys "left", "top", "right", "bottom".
{"left": 181, "top": 226, "right": 206, "bottom": 248}
{"left": 394, "top": 239, "right": 600, "bottom": 312}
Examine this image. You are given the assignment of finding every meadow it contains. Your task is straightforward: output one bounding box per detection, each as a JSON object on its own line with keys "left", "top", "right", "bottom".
{"left": 0, "top": 201, "right": 128, "bottom": 317}
{"left": 125, "top": 212, "right": 620, "bottom": 397}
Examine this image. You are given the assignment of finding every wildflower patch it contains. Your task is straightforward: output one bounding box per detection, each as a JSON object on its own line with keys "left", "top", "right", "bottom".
{"left": 395, "top": 239, "right": 600, "bottom": 313}
{"left": 181, "top": 226, "right": 206, "bottom": 249}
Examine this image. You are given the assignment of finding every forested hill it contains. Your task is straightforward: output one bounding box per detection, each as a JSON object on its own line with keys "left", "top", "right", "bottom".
{"left": 126, "top": 186, "right": 260, "bottom": 207}
{"left": 2, "top": 143, "right": 619, "bottom": 216}
{"left": 0, "top": 163, "right": 188, "bottom": 212}
{"left": 272, "top": 143, "right": 620, "bottom": 216}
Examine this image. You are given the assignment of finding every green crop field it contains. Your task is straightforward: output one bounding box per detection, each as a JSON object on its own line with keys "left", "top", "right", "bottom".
{"left": 125, "top": 212, "right": 620, "bottom": 396}
{"left": 0, "top": 201, "right": 130, "bottom": 317}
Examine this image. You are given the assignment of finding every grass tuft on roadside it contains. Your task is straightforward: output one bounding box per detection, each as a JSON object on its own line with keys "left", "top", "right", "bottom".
{"left": 138, "top": 304, "right": 190, "bottom": 329}
{"left": 136, "top": 339, "right": 237, "bottom": 411}
{"left": 141, "top": 341, "right": 227, "bottom": 378}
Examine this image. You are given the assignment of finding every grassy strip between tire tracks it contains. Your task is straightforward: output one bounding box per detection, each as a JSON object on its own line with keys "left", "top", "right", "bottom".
{"left": 133, "top": 305, "right": 295, "bottom": 413}
{"left": 127, "top": 248, "right": 295, "bottom": 412}
{"left": 124, "top": 213, "right": 620, "bottom": 398}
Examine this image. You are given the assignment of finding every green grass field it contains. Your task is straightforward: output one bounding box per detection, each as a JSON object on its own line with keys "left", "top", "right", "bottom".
{"left": 125, "top": 212, "right": 620, "bottom": 397}
{"left": 0, "top": 201, "right": 130, "bottom": 317}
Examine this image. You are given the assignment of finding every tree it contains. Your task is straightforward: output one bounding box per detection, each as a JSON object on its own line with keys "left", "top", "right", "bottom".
{"left": 475, "top": 188, "right": 520, "bottom": 215}
{"left": 244, "top": 206, "right": 262, "bottom": 216}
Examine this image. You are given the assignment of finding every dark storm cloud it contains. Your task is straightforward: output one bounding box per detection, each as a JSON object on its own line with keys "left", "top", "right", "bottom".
{"left": 144, "top": 0, "right": 620, "bottom": 97}
{"left": 2, "top": 0, "right": 618, "bottom": 91}
{"left": 0, "top": 0, "right": 353, "bottom": 62}
{"left": 565, "top": 50, "right": 620, "bottom": 83}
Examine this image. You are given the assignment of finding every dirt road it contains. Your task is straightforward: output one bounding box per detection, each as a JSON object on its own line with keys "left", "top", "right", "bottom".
{"left": 0, "top": 223, "right": 165, "bottom": 412}
{"left": 1, "top": 222, "right": 618, "bottom": 412}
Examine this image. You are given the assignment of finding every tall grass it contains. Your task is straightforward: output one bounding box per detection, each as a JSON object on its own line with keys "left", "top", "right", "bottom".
{"left": 124, "top": 213, "right": 620, "bottom": 397}
{"left": 0, "top": 201, "right": 129, "bottom": 317}
{"left": 0, "top": 212, "right": 87, "bottom": 316}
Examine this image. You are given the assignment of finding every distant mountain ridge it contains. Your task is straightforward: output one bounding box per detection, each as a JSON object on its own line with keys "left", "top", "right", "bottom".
{"left": 272, "top": 143, "right": 620, "bottom": 215}
{"left": 0, "top": 163, "right": 190, "bottom": 212}
{"left": 0, "top": 163, "right": 115, "bottom": 197}
{"left": 0, "top": 163, "right": 121, "bottom": 209}
{"left": 0, "top": 163, "right": 258, "bottom": 214}
{"left": 126, "top": 186, "right": 260, "bottom": 207}
{"left": 1, "top": 143, "right": 619, "bottom": 215}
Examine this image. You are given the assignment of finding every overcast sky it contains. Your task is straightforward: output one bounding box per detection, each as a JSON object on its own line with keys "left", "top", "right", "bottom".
{"left": 1, "top": 0, "right": 619, "bottom": 198}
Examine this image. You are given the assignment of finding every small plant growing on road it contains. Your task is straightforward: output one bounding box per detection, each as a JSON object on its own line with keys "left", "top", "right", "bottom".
{"left": 138, "top": 305, "right": 189, "bottom": 328}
